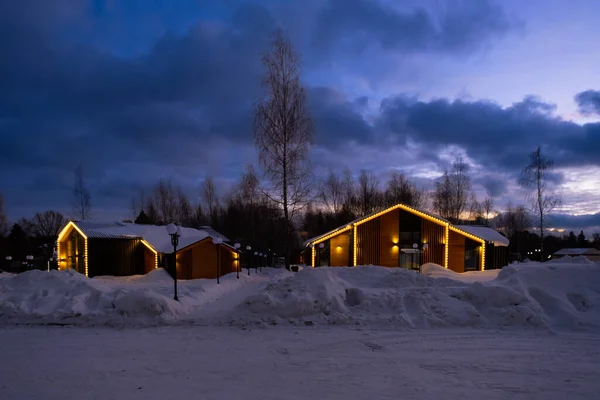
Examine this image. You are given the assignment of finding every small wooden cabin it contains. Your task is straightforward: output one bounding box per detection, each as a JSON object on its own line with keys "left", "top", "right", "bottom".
{"left": 304, "top": 204, "right": 509, "bottom": 272}
{"left": 57, "top": 221, "right": 238, "bottom": 279}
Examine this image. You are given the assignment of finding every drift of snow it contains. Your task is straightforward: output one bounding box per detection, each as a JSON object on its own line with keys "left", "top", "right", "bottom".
{"left": 1, "top": 260, "right": 599, "bottom": 331}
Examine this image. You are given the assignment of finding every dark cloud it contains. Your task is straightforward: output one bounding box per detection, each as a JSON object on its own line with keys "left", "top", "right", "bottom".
{"left": 380, "top": 95, "right": 600, "bottom": 175}
{"left": 575, "top": 90, "right": 600, "bottom": 116}
{"left": 475, "top": 175, "right": 508, "bottom": 198}
{"left": 548, "top": 213, "right": 600, "bottom": 232}
{"left": 313, "top": 0, "right": 516, "bottom": 57}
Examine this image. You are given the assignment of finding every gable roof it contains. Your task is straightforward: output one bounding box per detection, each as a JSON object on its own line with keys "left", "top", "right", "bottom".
{"left": 304, "top": 203, "right": 450, "bottom": 246}
{"left": 454, "top": 225, "right": 509, "bottom": 247}
{"left": 304, "top": 203, "right": 508, "bottom": 247}
{"left": 554, "top": 248, "right": 600, "bottom": 256}
{"left": 66, "top": 221, "right": 229, "bottom": 253}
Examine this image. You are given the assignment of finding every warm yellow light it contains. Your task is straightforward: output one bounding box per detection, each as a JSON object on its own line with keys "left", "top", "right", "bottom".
{"left": 481, "top": 245, "right": 486, "bottom": 271}
{"left": 141, "top": 240, "right": 159, "bottom": 269}
{"left": 444, "top": 225, "right": 449, "bottom": 268}
{"left": 336, "top": 245, "right": 342, "bottom": 253}
{"left": 354, "top": 204, "right": 448, "bottom": 228}
{"left": 84, "top": 238, "right": 88, "bottom": 277}
{"left": 353, "top": 225, "right": 357, "bottom": 267}
{"left": 448, "top": 226, "right": 485, "bottom": 245}
{"left": 311, "top": 225, "right": 352, "bottom": 245}
{"left": 311, "top": 247, "right": 316, "bottom": 268}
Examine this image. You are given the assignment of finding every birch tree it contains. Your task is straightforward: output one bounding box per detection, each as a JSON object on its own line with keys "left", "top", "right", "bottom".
{"left": 254, "top": 29, "right": 313, "bottom": 266}
{"left": 72, "top": 165, "right": 91, "bottom": 220}
{"left": 519, "top": 146, "right": 560, "bottom": 260}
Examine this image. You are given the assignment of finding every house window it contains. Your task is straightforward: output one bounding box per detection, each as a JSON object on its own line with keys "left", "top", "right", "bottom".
{"left": 464, "top": 239, "right": 480, "bottom": 271}
{"left": 318, "top": 241, "right": 330, "bottom": 267}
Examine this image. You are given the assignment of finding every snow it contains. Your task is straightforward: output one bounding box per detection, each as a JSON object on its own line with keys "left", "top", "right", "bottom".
{"left": 1, "top": 260, "right": 600, "bottom": 331}
{"left": 73, "top": 221, "right": 229, "bottom": 253}
{"left": 454, "top": 225, "right": 510, "bottom": 246}
{"left": 1, "top": 327, "right": 599, "bottom": 400}
{"left": 554, "top": 247, "right": 600, "bottom": 255}
{"left": 2, "top": 261, "right": 600, "bottom": 399}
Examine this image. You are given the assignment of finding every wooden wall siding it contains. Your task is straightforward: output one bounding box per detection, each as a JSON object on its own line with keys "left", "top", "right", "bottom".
{"left": 379, "top": 210, "right": 399, "bottom": 267}
{"left": 421, "top": 219, "right": 445, "bottom": 266}
{"left": 357, "top": 218, "right": 380, "bottom": 265}
{"left": 485, "top": 244, "right": 509, "bottom": 270}
{"left": 330, "top": 233, "right": 350, "bottom": 266}
{"left": 176, "top": 239, "right": 237, "bottom": 280}
{"left": 143, "top": 246, "right": 156, "bottom": 274}
{"left": 448, "top": 231, "right": 466, "bottom": 273}
{"left": 88, "top": 239, "right": 144, "bottom": 277}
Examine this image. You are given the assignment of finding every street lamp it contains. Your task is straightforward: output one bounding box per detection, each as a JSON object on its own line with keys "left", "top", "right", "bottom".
{"left": 254, "top": 251, "right": 258, "bottom": 272}
{"left": 263, "top": 253, "right": 267, "bottom": 270}
{"left": 246, "top": 245, "right": 251, "bottom": 275}
{"left": 213, "top": 237, "right": 223, "bottom": 284}
{"left": 234, "top": 242, "right": 241, "bottom": 279}
{"left": 26, "top": 255, "right": 34, "bottom": 269}
{"left": 166, "top": 223, "right": 181, "bottom": 301}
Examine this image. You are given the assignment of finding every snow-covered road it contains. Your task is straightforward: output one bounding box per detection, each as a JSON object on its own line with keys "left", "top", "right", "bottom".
{"left": 1, "top": 326, "right": 598, "bottom": 400}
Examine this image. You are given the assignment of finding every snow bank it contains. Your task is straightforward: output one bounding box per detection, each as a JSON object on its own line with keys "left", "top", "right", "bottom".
{"left": 0, "top": 268, "right": 264, "bottom": 326}
{"left": 230, "top": 262, "right": 600, "bottom": 331}
{"left": 1, "top": 261, "right": 599, "bottom": 331}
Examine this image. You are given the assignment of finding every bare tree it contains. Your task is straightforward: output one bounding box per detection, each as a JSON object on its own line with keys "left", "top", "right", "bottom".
{"left": 468, "top": 193, "right": 483, "bottom": 223}
{"left": 176, "top": 188, "right": 193, "bottom": 226}
{"left": 72, "top": 165, "right": 91, "bottom": 220}
{"left": 319, "top": 170, "right": 344, "bottom": 214}
{"left": 432, "top": 170, "right": 452, "bottom": 219}
{"left": 357, "top": 170, "right": 381, "bottom": 215}
{"left": 481, "top": 197, "right": 495, "bottom": 226}
{"left": 384, "top": 171, "right": 426, "bottom": 209}
{"left": 253, "top": 29, "right": 313, "bottom": 266}
{"left": 519, "top": 146, "right": 561, "bottom": 260}
{"left": 0, "top": 194, "right": 8, "bottom": 237}
{"left": 432, "top": 157, "right": 472, "bottom": 222}
{"left": 31, "top": 211, "right": 67, "bottom": 237}
{"left": 201, "top": 176, "right": 220, "bottom": 226}
{"left": 497, "top": 202, "right": 531, "bottom": 256}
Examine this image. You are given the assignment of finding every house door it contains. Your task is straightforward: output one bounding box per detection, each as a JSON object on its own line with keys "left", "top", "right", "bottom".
{"left": 400, "top": 249, "right": 421, "bottom": 271}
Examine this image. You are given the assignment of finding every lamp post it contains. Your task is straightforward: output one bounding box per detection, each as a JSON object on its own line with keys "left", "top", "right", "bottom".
{"left": 253, "top": 251, "right": 258, "bottom": 273}
{"left": 26, "top": 255, "right": 33, "bottom": 269}
{"left": 263, "top": 253, "right": 267, "bottom": 270}
{"left": 234, "top": 242, "right": 241, "bottom": 279}
{"left": 5, "top": 256, "right": 11, "bottom": 271}
{"left": 258, "top": 253, "right": 262, "bottom": 272}
{"left": 166, "top": 223, "right": 181, "bottom": 301}
{"left": 213, "top": 237, "right": 223, "bottom": 283}
{"left": 245, "top": 245, "right": 251, "bottom": 275}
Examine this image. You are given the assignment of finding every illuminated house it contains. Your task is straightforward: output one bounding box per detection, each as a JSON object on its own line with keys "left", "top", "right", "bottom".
{"left": 304, "top": 204, "right": 509, "bottom": 272}
{"left": 56, "top": 221, "right": 239, "bottom": 279}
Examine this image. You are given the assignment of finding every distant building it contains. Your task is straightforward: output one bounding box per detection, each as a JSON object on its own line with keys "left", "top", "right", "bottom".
{"left": 56, "top": 221, "right": 239, "bottom": 279}
{"left": 303, "top": 203, "right": 510, "bottom": 272}
{"left": 552, "top": 248, "right": 600, "bottom": 263}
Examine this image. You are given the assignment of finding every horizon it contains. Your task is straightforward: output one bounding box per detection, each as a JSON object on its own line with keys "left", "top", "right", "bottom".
{"left": 1, "top": 1, "right": 599, "bottom": 236}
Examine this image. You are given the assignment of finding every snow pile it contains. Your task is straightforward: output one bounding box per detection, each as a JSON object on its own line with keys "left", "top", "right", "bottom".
{"left": 1, "top": 260, "right": 599, "bottom": 331}
{"left": 0, "top": 268, "right": 260, "bottom": 326}
{"left": 230, "top": 262, "right": 600, "bottom": 330}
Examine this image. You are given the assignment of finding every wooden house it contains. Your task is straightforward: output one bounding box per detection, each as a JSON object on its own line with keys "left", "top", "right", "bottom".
{"left": 56, "top": 221, "right": 239, "bottom": 279}
{"left": 304, "top": 203, "right": 509, "bottom": 272}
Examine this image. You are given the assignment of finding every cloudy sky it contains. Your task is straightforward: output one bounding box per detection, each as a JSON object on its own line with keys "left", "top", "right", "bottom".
{"left": 1, "top": 0, "right": 599, "bottom": 234}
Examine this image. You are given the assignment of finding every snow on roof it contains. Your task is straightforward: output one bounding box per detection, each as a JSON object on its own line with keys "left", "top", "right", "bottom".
{"left": 71, "top": 221, "right": 228, "bottom": 253}
{"left": 554, "top": 248, "right": 600, "bottom": 256}
{"left": 453, "top": 225, "right": 510, "bottom": 247}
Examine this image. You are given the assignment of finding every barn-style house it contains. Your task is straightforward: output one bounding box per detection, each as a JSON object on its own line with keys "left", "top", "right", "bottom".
{"left": 304, "top": 203, "right": 509, "bottom": 272}
{"left": 56, "top": 221, "right": 239, "bottom": 279}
